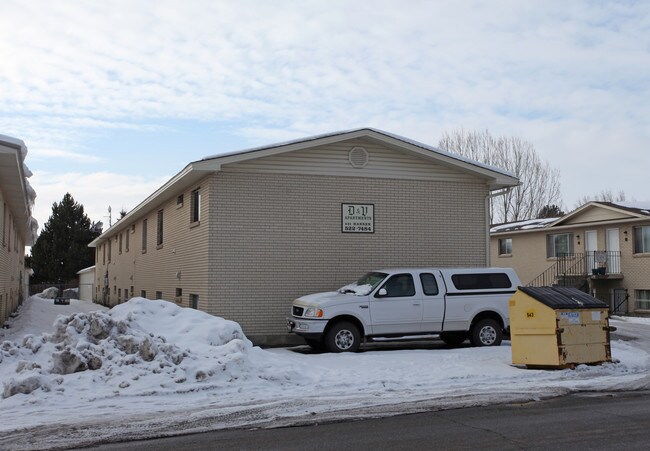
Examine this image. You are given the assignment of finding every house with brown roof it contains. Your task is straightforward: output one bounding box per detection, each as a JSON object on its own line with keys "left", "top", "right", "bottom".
{"left": 490, "top": 201, "right": 650, "bottom": 315}
{"left": 89, "top": 128, "right": 519, "bottom": 345}
{"left": 0, "top": 134, "right": 38, "bottom": 324}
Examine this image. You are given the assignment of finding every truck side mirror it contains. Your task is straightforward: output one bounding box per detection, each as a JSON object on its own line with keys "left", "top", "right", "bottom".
{"left": 377, "top": 288, "right": 387, "bottom": 297}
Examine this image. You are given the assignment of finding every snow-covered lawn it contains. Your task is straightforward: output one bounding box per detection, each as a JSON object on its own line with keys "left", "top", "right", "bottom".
{"left": 1, "top": 296, "right": 649, "bottom": 450}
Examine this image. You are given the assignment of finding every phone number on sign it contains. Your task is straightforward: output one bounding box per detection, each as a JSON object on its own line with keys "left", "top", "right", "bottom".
{"left": 344, "top": 225, "right": 373, "bottom": 232}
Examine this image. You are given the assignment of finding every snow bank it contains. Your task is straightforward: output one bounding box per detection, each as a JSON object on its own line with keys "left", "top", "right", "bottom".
{"left": 39, "top": 287, "right": 59, "bottom": 299}
{"left": 0, "top": 298, "right": 298, "bottom": 401}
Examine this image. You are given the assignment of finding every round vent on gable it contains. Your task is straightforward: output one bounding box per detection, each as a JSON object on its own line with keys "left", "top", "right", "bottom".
{"left": 348, "top": 146, "right": 369, "bottom": 168}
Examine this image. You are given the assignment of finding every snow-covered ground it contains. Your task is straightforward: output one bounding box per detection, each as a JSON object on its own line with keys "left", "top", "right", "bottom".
{"left": 1, "top": 296, "right": 649, "bottom": 451}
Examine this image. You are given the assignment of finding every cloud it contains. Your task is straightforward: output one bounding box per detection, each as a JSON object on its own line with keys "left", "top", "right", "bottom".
{"left": 30, "top": 170, "right": 170, "bottom": 232}
{"left": 29, "top": 148, "right": 103, "bottom": 163}
{"left": 1, "top": 1, "right": 649, "bottom": 208}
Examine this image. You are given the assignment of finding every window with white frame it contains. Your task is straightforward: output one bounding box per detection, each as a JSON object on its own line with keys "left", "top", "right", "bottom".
{"left": 498, "top": 238, "right": 512, "bottom": 255}
{"left": 635, "top": 290, "right": 650, "bottom": 310}
{"left": 546, "top": 233, "right": 573, "bottom": 258}
{"left": 634, "top": 226, "right": 650, "bottom": 254}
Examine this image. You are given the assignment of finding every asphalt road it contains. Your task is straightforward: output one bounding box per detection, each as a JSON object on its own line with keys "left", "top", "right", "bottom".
{"left": 83, "top": 391, "right": 650, "bottom": 451}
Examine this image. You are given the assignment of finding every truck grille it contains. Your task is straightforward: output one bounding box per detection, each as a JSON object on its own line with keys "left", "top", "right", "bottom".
{"left": 292, "top": 306, "right": 304, "bottom": 317}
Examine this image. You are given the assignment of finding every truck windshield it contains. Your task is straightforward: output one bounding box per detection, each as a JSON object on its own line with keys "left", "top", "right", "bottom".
{"left": 356, "top": 272, "right": 388, "bottom": 290}
{"left": 338, "top": 272, "right": 388, "bottom": 295}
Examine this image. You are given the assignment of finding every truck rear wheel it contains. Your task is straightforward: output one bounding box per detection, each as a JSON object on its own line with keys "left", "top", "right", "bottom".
{"left": 325, "top": 321, "right": 361, "bottom": 353}
{"left": 470, "top": 319, "right": 502, "bottom": 346}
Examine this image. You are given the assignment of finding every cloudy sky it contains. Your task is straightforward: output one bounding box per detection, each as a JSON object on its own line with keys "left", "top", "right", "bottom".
{"left": 2, "top": 0, "right": 648, "bottom": 230}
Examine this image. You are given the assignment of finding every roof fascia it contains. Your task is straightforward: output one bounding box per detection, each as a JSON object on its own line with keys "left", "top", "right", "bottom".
{"left": 0, "top": 140, "right": 33, "bottom": 245}
{"left": 89, "top": 162, "right": 210, "bottom": 247}
{"left": 490, "top": 216, "right": 650, "bottom": 236}
{"left": 552, "top": 202, "right": 645, "bottom": 227}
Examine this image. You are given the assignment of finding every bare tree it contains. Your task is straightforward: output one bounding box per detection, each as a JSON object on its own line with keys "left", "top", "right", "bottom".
{"left": 574, "top": 189, "right": 626, "bottom": 209}
{"left": 438, "top": 129, "right": 562, "bottom": 224}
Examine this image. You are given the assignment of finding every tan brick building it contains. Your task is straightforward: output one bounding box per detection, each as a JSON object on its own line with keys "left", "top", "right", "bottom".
{"left": 490, "top": 202, "right": 650, "bottom": 316}
{"left": 0, "top": 135, "right": 37, "bottom": 324}
{"left": 90, "top": 128, "right": 518, "bottom": 344}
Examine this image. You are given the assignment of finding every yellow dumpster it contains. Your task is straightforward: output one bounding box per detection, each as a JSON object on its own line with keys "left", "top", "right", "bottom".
{"left": 509, "top": 286, "right": 614, "bottom": 368}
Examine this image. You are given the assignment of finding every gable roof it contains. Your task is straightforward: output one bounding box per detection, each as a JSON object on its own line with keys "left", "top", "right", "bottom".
{"left": 199, "top": 128, "right": 517, "bottom": 186}
{"left": 90, "top": 128, "right": 519, "bottom": 246}
{"left": 491, "top": 201, "right": 650, "bottom": 236}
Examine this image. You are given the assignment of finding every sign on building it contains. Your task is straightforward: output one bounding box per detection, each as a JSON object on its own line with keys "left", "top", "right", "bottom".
{"left": 342, "top": 203, "right": 374, "bottom": 233}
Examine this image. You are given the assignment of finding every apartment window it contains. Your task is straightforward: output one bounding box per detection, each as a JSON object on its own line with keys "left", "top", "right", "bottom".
{"left": 175, "top": 288, "right": 182, "bottom": 303}
{"left": 142, "top": 219, "right": 148, "bottom": 252}
{"left": 119, "top": 233, "right": 123, "bottom": 254}
{"left": 102, "top": 243, "right": 106, "bottom": 265}
{"left": 634, "top": 226, "right": 650, "bottom": 254}
{"left": 191, "top": 188, "right": 201, "bottom": 223}
{"left": 124, "top": 287, "right": 129, "bottom": 301}
{"left": 107, "top": 240, "right": 112, "bottom": 262}
{"left": 130, "top": 286, "right": 134, "bottom": 297}
{"left": 177, "top": 194, "right": 184, "bottom": 206}
{"left": 157, "top": 210, "right": 164, "bottom": 246}
{"left": 498, "top": 238, "right": 513, "bottom": 255}
{"left": 546, "top": 233, "right": 573, "bottom": 258}
{"left": 635, "top": 290, "right": 650, "bottom": 310}
{"left": 7, "top": 214, "right": 11, "bottom": 250}
{"left": 141, "top": 290, "right": 146, "bottom": 298}
{"left": 118, "top": 288, "right": 121, "bottom": 303}
{"left": 190, "top": 294, "right": 199, "bottom": 309}
{"left": 125, "top": 229, "right": 130, "bottom": 252}
{"left": 155, "top": 291, "right": 162, "bottom": 300}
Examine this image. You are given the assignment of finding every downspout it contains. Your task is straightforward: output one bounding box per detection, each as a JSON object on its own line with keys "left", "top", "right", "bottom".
{"left": 485, "top": 187, "right": 513, "bottom": 266}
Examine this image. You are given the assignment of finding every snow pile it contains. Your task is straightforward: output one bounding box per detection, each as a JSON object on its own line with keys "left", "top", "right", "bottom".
{"left": 338, "top": 283, "right": 373, "bottom": 295}
{"left": 1, "top": 298, "right": 298, "bottom": 401}
{"left": 39, "top": 287, "right": 59, "bottom": 299}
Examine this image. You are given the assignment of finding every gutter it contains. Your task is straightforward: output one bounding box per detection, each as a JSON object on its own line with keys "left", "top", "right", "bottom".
{"left": 485, "top": 187, "right": 514, "bottom": 266}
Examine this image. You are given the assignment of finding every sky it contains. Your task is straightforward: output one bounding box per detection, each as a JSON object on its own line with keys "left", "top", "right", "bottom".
{"left": 1, "top": 0, "right": 649, "bottom": 231}
{"left": 1, "top": 294, "right": 649, "bottom": 448}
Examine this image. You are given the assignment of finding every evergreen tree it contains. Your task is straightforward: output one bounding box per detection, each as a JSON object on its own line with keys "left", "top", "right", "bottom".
{"left": 30, "top": 193, "right": 101, "bottom": 283}
{"left": 537, "top": 204, "right": 565, "bottom": 219}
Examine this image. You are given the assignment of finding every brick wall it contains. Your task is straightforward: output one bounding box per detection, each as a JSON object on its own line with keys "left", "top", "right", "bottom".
{"left": 209, "top": 171, "right": 489, "bottom": 339}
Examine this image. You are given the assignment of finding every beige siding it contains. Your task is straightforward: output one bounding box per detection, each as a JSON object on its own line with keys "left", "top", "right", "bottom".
{"left": 94, "top": 176, "right": 211, "bottom": 309}
{"left": 491, "top": 220, "right": 650, "bottom": 314}
{"left": 209, "top": 171, "right": 489, "bottom": 339}
{"left": 0, "top": 188, "right": 26, "bottom": 325}
{"left": 222, "top": 138, "right": 479, "bottom": 183}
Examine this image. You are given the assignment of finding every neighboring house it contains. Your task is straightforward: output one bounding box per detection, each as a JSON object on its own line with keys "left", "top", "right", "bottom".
{"left": 90, "top": 128, "right": 518, "bottom": 344}
{"left": 490, "top": 201, "right": 650, "bottom": 316}
{"left": 77, "top": 266, "right": 95, "bottom": 301}
{"left": 0, "top": 134, "right": 38, "bottom": 324}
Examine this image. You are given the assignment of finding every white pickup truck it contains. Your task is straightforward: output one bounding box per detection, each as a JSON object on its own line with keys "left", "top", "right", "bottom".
{"left": 287, "top": 267, "right": 520, "bottom": 352}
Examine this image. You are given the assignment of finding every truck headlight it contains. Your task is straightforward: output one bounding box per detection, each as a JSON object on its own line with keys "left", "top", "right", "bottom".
{"left": 304, "top": 307, "right": 323, "bottom": 318}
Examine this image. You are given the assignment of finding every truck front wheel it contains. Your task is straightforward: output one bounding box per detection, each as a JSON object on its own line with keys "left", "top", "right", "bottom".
{"left": 470, "top": 319, "right": 503, "bottom": 346}
{"left": 325, "top": 321, "right": 361, "bottom": 353}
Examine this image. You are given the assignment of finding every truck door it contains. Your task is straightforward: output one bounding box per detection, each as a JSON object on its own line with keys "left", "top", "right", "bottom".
{"left": 370, "top": 273, "right": 423, "bottom": 334}
{"left": 419, "top": 272, "right": 445, "bottom": 332}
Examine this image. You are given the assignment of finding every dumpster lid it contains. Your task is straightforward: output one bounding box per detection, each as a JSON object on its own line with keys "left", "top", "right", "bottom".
{"left": 518, "top": 286, "right": 608, "bottom": 310}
